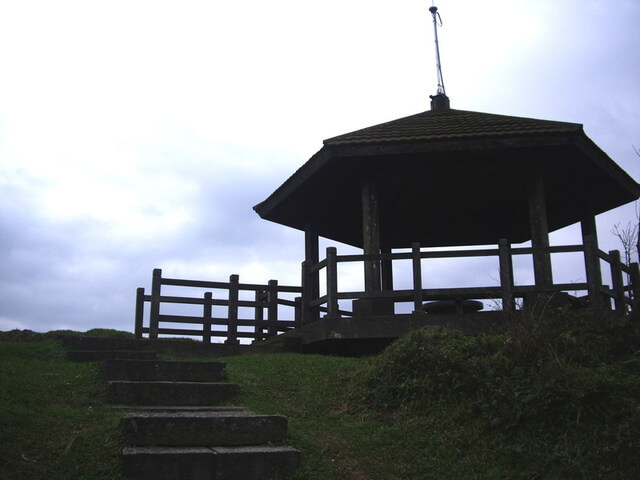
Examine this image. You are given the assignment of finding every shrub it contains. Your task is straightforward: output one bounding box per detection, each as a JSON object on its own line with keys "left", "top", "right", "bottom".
{"left": 350, "top": 312, "right": 640, "bottom": 477}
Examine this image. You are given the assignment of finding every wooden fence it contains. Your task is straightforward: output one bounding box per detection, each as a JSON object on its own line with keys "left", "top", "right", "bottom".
{"left": 135, "top": 236, "right": 640, "bottom": 343}
{"left": 300, "top": 235, "right": 640, "bottom": 323}
{"left": 135, "top": 269, "right": 302, "bottom": 343}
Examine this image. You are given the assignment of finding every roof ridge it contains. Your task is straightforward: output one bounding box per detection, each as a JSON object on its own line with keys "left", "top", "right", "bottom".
{"left": 323, "top": 109, "right": 582, "bottom": 146}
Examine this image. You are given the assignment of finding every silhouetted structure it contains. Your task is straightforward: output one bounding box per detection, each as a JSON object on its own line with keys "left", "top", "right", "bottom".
{"left": 251, "top": 94, "right": 640, "bottom": 352}
{"left": 134, "top": 95, "right": 640, "bottom": 354}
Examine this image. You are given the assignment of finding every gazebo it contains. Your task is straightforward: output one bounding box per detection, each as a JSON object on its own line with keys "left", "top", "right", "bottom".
{"left": 253, "top": 94, "right": 640, "bottom": 351}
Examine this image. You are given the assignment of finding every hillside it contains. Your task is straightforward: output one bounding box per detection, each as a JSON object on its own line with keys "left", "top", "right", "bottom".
{"left": 1, "top": 311, "right": 639, "bottom": 479}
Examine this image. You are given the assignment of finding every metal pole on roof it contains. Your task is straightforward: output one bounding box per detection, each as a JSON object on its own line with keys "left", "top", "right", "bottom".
{"left": 429, "top": 4, "right": 446, "bottom": 96}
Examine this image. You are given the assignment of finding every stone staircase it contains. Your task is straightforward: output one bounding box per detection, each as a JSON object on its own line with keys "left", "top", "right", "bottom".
{"left": 58, "top": 335, "right": 300, "bottom": 480}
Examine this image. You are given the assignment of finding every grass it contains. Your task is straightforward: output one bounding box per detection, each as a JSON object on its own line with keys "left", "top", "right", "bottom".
{"left": 1, "top": 311, "right": 639, "bottom": 479}
{"left": 0, "top": 339, "right": 124, "bottom": 480}
{"left": 220, "top": 310, "right": 640, "bottom": 480}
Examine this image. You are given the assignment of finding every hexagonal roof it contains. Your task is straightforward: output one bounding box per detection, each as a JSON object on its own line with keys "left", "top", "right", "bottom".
{"left": 254, "top": 108, "right": 640, "bottom": 248}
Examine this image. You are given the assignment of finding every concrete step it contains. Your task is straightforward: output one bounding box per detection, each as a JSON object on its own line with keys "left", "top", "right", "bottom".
{"left": 101, "top": 359, "right": 226, "bottom": 382}
{"left": 113, "top": 405, "right": 248, "bottom": 413}
{"left": 121, "top": 411, "right": 288, "bottom": 446}
{"left": 108, "top": 381, "right": 239, "bottom": 406}
{"left": 213, "top": 445, "right": 300, "bottom": 480}
{"left": 67, "top": 350, "right": 157, "bottom": 362}
{"left": 122, "top": 445, "right": 300, "bottom": 480}
{"left": 122, "top": 447, "right": 214, "bottom": 480}
{"left": 57, "top": 335, "right": 150, "bottom": 351}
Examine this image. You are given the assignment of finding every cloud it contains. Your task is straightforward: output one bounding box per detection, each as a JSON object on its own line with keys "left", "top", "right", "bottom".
{"left": 0, "top": 0, "right": 639, "bottom": 334}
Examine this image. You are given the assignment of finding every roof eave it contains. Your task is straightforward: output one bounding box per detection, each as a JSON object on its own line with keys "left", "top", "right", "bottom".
{"left": 253, "top": 146, "right": 333, "bottom": 220}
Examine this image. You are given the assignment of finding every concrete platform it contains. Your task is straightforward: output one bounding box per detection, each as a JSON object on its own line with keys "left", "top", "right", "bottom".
{"left": 256, "top": 311, "right": 508, "bottom": 355}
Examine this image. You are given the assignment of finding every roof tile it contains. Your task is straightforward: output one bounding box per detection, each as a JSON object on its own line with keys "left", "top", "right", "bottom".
{"left": 323, "top": 109, "right": 581, "bottom": 145}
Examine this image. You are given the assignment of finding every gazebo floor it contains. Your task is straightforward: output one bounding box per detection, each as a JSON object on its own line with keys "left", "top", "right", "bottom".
{"left": 255, "top": 311, "right": 508, "bottom": 356}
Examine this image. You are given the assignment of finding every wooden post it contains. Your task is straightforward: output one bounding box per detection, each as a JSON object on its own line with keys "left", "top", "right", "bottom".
{"left": 326, "top": 247, "right": 339, "bottom": 317}
{"left": 203, "top": 292, "right": 212, "bottom": 344}
{"left": 609, "top": 250, "right": 626, "bottom": 312}
{"left": 362, "top": 179, "right": 382, "bottom": 293}
{"left": 581, "top": 215, "right": 603, "bottom": 290}
{"left": 294, "top": 296, "right": 302, "bottom": 328}
{"left": 583, "top": 234, "right": 602, "bottom": 309}
{"left": 304, "top": 226, "right": 320, "bottom": 323}
{"left": 630, "top": 262, "right": 640, "bottom": 313}
{"left": 301, "top": 261, "right": 317, "bottom": 325}
{"left": 381, "top": 246, "right": 394, "bottom": 291}
{"left": 135, "top": 287, "right": 145, "bottom": 339}
{"left": 254, "top": 289, "right": 265, "bottom": 342}
{"left": 150, "top": 268, "right": 161, "bottom": 339}
{"left": 527, "top": 169, "right": 553, "bottom": 286}
{"left": 225, "top": 274, "right": 240, "bottom": 344}
{"left": 412, "top": 242, "right": 423, "bottom": 313}
{"left": 498, "top": 239, "right": 515, "bottom": 313}
{"left": 581, "top": 215, "right": 600, "bottom": 247}
{"left": 267, "top": 279, "right": 278, "bottom": 337}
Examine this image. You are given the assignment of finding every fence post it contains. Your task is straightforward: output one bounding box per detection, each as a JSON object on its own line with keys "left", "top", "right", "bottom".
{"left": 326, "top": 247, "right": 339, "bottom": 317}
{"left": 412, "top": 242, "right": 423, "bottom": 313}
{"left": 150, "top": 268, "right": 161, "bottom": 339}
{"left": 609, "top": 250, "right": 626, "bottom": 312}
{"left": 498, "top": 239, "right": 515, "bottom": 313}
{"left": 254, "top": 289, "right": 266, "bottom": 342}
{"left": 630, "top": 262, "right": 640, "bottom": 314}
{"left": 267, "top": 279, "right": 278, "bottom": 337}
{"left": 294, "top": 296, "right": 302, "bottom": 328}
{"left": 583, "top": 234, "right": 604, "bottom": 309}
{"left": 301, "top": 261, "right": 319, "bottom": 325}
{"left": 203, "top": 292, "right": 212, "bottom": 344}
{"left": 135, "top": 287, "right": 145, "bottom": 339}
{"left": 226, "top": 274, "right": 240, "bottom": 344}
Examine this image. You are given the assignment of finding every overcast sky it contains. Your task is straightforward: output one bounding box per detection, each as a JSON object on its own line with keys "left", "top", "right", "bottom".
{"left": 1, "top": 0, "right": 639, "bottom": 334}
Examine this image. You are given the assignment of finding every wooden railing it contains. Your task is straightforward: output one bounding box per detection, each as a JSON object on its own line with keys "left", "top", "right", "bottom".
{"left": 135, "top": 236, "right": 640, "bottom": 343}
{"left": 135, "top": 269, "right": 302, "bottom": 343}
{"left": 300, "top": 235, "right": 640, "bottom": 323}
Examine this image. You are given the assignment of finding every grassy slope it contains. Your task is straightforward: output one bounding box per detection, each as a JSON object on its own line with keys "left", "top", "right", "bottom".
{"left": 222, "top": 312, "right": 640, "bottom": 480}
{"left": 223, "top": 353, "right": 515, "bottom": 480}
{"left": 0, "top": 339, "right": 124, "bottom": 480}
{"left": 1, "top": 315, "right": 638, "bottom": 480}
{"left": 223, "top": 352, "right": 479, "bottom": 480}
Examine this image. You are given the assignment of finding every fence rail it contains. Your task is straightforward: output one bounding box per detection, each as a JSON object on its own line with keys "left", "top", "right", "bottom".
{"left": 135, "top": 236, "right": 640, "bottom": 343}
{"left": 300, "top": 235, "right": 640, "bottom": 323}
{"left": 135, "top": 269, "right": 302, "bottom": 343}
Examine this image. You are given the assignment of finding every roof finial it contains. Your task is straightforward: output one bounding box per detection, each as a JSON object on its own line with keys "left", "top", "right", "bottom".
{"left": 428, "top": 3, "right": 450, "bottom": 111}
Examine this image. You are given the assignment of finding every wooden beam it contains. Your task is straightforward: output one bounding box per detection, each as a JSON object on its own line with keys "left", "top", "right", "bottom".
{"left": 498, "top": 239, "right": 515, "bottom": 313}
{"left": 362, "top": 179, "right": 382, "bottom": 292}
{"left": 581, "top": 215, "right": 603, "bottom": 305}
{"left": 303, "top": 225, "right": 320, "bottom": 323}
{"left": 527, "top": 169, "right": 553, "bottom": 286}
{"left": 381, "top": 246, "right": 393, "bottom": 291}
{"left": 580, "top": 215, "right": 600, "bottom": 248}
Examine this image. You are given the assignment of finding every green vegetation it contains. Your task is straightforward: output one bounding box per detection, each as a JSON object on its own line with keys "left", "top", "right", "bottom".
{"left": 0, "top": 328, "right": 135, "bottom": 343}
{"left": 223, "top": 311, "right": 640, "bottom": 480}
{"left": 1, "top": 312, "right": 639, "bottom": 479}
{"left": 0, "top": 339, "right": 124, "bottom": 480}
